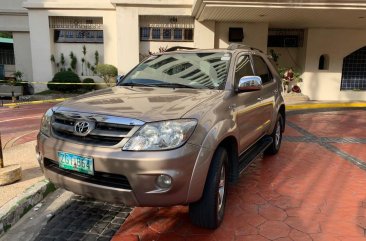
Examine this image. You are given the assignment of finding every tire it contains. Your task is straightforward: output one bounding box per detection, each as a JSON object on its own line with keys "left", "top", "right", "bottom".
{"left": 265, "top": 113, "right": 283, "bottom": 155}
{"left": 189, "top": 147, "right": 228, "bottom": 229}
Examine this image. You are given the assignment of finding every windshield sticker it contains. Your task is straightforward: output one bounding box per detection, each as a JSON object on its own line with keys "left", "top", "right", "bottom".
{"left": 221, "top": 54, "right": 231, "bottom": 61}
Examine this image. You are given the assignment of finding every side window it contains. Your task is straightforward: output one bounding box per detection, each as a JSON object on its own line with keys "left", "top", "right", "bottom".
{"left": 252, "top": 55, "right": 272, "bottom": 84}
{"left": 235, "top": 55, "right": 254, "bottom": 84}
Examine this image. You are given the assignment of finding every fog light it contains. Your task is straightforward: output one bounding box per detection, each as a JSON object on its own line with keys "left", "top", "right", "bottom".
{"left": 156, "top": 174, "right": 172, "bottom": 189}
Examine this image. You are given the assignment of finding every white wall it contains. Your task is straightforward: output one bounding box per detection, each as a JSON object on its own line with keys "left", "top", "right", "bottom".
{"left": 27, "top": 8, "right": 118, "bottom": 92}
{"left": 139, "top": 41, "right": 194, "bottom": 56}
{"left": 13, "top": 32, "right": 33, "bottom": 81}
{"left": 215, "top": 22, "right": 269, "bottom": 52}
{"left": 194, "top": 20, "right": 215, "bottom": 49}
{"left": 268, "top": 47, "right": 299, "bottom": 69}
{"left": 53, "top": 43, "right": 104, "bottom": 76}
{"left": 302, "top": 28, "right": 366, "bottom": 101}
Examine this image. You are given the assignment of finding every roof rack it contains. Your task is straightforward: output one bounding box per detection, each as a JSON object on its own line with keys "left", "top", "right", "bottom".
{"left": 165, "top": 46, "right": 196, "bottom": 52}
{"left": 227, "top": 43, "right": 263, "bottom": 53}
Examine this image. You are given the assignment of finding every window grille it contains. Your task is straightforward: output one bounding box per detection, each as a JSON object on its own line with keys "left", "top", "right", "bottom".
{"left": 54, "top": 30, "right": 103, "bottom": 43}
{"left": 49, "top": 17, "right": 103, "bottom": 30}
{"left": 268, "top": 29, "right": 304, "bottom": 48}
{"left": 139, "top": 16, "right": 194, "bottom": 42}
{"left": 0, "top": 50, "right": 15, "bottom": 65}
{"left": 341, "top": 46, "right": 366, "bottom": 90}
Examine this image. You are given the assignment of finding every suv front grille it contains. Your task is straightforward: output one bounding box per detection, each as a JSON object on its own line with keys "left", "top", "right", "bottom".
{"left": 51, "top": 112, "right": 140, "bottom": 147}
{"left": 44, "top": 158, "right": 132, "bottom": 190}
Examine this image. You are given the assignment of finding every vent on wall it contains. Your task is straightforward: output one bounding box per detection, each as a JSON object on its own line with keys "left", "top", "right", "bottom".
{"left": 229, "top": 28, "right": 244, "bottom": 42}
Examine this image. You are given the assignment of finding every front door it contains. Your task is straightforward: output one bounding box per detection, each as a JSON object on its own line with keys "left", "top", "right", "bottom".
{"left": 233, "top": 54, "right": 264, "bottom": 154}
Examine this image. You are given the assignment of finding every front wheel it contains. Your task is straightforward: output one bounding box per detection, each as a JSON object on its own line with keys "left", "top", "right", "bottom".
{"left": 265, "top": 113, "right": 283, "bottom": 155}
{"left": 189, "top": 147, "right": 228, "bottom": 229}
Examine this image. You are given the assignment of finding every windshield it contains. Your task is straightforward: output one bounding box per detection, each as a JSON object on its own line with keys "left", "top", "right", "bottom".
{"left": 120, "top": 52, "right": 231, "bottom": 90}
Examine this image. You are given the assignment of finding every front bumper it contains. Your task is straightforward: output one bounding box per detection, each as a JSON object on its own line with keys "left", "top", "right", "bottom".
{"left": 37, "top": 133, "right": 203, "bottom": 206}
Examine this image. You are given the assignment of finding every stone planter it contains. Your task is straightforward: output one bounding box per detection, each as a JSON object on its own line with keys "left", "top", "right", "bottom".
{"left": 0, "top": 85, "right": 23, "bottom": 97}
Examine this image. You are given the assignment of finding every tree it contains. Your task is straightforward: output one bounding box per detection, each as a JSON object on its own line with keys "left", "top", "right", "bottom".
{"left": 96, "top": 64, "right": 118, "bottom": 87}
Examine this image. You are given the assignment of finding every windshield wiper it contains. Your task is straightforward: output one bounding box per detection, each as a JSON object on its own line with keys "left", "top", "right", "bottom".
{"left": 152, "top": 83, "right": 199, "bottom": 89}
{"left": 120, "top": 82, "right": 156, "bottom": 87}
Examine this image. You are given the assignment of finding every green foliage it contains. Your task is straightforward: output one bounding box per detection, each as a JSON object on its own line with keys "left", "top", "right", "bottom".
{"left": 13, "top": 71, "right": 23, "bottom": 81}
{"left": 95, "top": 51, "right": 99, "bottom": 66}
{"left": 0, "top": 32, "right": 12, "bottom": 38}
{"left": 82, "top": 78, "right": 97, "bottom": 92}
{"left": 96, "top": 64, "right": 118, "bottom": 87}
{"left": 60, "top": 53, "right": 66, "bottom": 71}
{"left": 47, "top": 71, "right": 81, "bottom": 93}
{"left": 69, "top": 51, "right": 77, "bottom": 72}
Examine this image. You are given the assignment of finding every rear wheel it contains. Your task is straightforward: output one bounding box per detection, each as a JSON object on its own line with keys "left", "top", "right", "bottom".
{"left": 189, "top": 147, "right": 228, "bottom": 229}
{"left": 265, "top": 113, "right": 283, "bottom": 155}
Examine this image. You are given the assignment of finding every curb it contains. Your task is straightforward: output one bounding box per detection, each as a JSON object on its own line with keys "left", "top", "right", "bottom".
{"left": 286, "top": 102, "right": 366, "bottom": 110}
{"left": 3, "top": 98, "right": 67, "bottom": 108}
{"left": 0, "top": 179, "right": 56, "bottom": 237}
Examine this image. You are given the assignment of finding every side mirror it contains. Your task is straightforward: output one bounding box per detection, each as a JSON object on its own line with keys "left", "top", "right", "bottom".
{"left": 116, "top": 75, "right": 124, "bottom": 85}
{"left": 237, "top": 76, "right": 263, "bottom": 92}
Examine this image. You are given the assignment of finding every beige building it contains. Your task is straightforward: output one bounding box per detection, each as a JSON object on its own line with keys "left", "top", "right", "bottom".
{"left": 1, "top": 0, "right": 366, "bottom": 101}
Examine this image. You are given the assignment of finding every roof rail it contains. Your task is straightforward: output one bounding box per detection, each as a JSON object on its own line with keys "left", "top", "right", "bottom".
{"left": 165, "top": 46, "right": 196, "bottom": 52}
{"left": 227, "top": 43, "right": 263, "bottom": 53}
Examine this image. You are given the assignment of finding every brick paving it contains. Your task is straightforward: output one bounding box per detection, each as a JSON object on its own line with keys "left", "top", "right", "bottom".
{"left": 112, "top": 109, "right": 366, "bottom": 241}
{"left": 34, "top": 195, "right": 133, "bottom": 241}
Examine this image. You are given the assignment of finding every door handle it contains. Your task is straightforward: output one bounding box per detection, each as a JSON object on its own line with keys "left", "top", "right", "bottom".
{"left": 257, "top": 97, "right": 263, "bottom": 101}
{"left": 273, "top": 89, "right": 278, "bottom": 93}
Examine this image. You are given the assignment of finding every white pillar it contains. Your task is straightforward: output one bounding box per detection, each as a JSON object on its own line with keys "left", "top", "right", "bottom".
{"left": 13, "top": 32, "right": 33, "bottom": 82}
{"left": 194, "top": 20, "right": 215, "bottom": 49}
{"left": 28, "top": 10, "right": 53, "bottom": 92}
{"left": 103, "top": 12, "right": 118, "bottom": 67}
{"left": 116, "top": 6, "right": 139, "bottom": 75}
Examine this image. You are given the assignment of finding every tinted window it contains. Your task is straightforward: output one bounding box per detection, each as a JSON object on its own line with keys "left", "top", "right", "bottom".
{"left": 252, "top": 56, "right": 272, "bottom": 84}
{"left": 121, "top": 52, "right": 231, "bottom": 90}
{"left": 234, "top": 55, "right": 254, "bottom": 84}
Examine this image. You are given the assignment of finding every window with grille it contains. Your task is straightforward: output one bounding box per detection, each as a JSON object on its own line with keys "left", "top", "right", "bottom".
{"left": 341, "top": 46, "right": 366, "bottom": 90}
{"left": 54, "top": 30, "right": 103, "bottom": 43}
{"left": 50, "top": 17, "right": 103, "bottom": 43}
{"left": 140, "top": 27, "right": 194, "bottom": 41}
{"left": 267, "top": 29, "right": 304, "bottom": 48}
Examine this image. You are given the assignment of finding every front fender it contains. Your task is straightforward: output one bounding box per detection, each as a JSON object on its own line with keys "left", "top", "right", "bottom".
{"left": 186, "top": 119, "right": 238, "bottom": 203}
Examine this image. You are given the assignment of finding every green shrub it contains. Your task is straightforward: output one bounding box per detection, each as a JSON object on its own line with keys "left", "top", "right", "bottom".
{"left": 82, "top": 78, "right": 96, "bottom": 92}
{"left": 47, "top": 71, "right": 81, "bottom": 93}
{"left": 96, "top": 64, "right": 118, "bottom": 87}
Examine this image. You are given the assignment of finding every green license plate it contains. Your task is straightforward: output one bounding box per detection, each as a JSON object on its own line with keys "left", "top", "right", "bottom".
{"left": 58, "top": 151, "right": 94, "bottom": 175}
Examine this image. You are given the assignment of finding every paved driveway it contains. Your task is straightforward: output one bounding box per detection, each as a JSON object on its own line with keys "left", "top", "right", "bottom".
{"left": 112, "top": 109, "right": 366, "bottom": 241}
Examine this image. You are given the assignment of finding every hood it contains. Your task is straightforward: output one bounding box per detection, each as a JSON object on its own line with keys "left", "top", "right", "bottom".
{"left": 55, "top": 86, "right": 220, "bottom": 122}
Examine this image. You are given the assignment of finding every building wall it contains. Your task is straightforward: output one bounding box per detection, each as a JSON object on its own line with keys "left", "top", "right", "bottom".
{"left": 27, "top": 8, "right": 117, "bottom": 92}
{"left": 13, "top": 32, "right": 33, "bottom": 82}
{"left": 53, "top": 43, "right": 104, "bottom": 77}
{"left": 302, "top": 28, "right": 366, "bottom": 101}
{"left": 215, "top": 22, "right": 269, "bottom": 52}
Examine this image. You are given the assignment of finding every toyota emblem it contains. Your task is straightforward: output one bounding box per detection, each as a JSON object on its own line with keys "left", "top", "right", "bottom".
{"left": 74, "top": 121, "right": 95, "bottom": 136}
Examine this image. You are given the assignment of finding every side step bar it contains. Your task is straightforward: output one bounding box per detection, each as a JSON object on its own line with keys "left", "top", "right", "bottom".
{"left": 238, "top": 136, "right": 273, "bottom": 174}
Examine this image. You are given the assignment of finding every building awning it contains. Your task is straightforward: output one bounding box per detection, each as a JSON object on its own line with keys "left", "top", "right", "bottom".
{"left": 0, "top": 38, "right": 13, "bottom": 44}
{"left": 193, "top": 1, "right": 366, "bottom": 28}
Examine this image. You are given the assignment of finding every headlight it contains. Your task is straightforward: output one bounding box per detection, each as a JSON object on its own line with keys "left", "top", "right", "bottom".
{"left": 40, "top": 108, "right": 54, "bottom": 136}
{"left": 123, "top": 119, "right": 197, "bottom": 151}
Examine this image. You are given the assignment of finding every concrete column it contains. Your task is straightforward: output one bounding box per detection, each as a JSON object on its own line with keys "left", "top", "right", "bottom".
{"left": 194, "top": 20, "right": 215, "bottom": 49}
{"left": 103, "top": 11, "right": 118, "bottom": 67}
{"left": 12, "top": 32, "right": 33, "bottom": 82}
{"left": 28, "top": 10, "right": 53, "bottom": 92}
{"left": 116, "top": 6, "right": 139, "bottom": 75}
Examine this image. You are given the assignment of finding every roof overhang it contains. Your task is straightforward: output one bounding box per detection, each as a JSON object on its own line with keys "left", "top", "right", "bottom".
{"left": 193, "top": 1, "right": 366, "bottom": 28}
